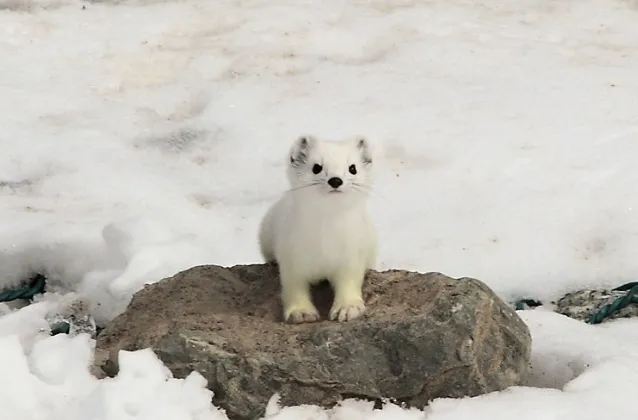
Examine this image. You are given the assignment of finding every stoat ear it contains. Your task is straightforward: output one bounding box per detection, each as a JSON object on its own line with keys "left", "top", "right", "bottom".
{"left": 353, "top": 136, "right": 373, "bottom": 165}
{"left": 289, "top": 135, "right": 316, "bottom": 167}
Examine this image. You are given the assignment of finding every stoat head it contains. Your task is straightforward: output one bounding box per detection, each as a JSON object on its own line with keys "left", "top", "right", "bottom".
{"left": 286, "top": 135, "right": 373, "bottom": 204}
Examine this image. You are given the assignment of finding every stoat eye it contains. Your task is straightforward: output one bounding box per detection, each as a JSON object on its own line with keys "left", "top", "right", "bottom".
{"left": 349, "top": 164, "right": 357, "bottom": 175}
{"left": 312, "top": 164, "right": 323, "bottom": 174}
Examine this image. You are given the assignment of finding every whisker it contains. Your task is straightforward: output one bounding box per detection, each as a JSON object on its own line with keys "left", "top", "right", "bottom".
{"left": 351, "top": 182, "right": 372, "bottom": 193}
{"left": 351, "top": 183, "right": 387, "bottom": 202}
{"left": 351, "top": 184, "right": 372, "bottom": 196}
{"left": 286, "top": 181, "right": 322, "bottom": 194}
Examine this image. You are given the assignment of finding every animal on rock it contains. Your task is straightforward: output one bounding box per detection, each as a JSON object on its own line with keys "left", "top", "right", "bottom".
{"left": 258, "top": 135, "right": 378, "bottom": 324}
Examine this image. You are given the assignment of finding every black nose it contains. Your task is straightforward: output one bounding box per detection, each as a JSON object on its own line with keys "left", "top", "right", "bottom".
{"left": 327, "top": 177, "right": 343, "bottom": 189}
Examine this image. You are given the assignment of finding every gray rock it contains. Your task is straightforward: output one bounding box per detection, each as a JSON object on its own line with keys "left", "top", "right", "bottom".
{"left": 44, "top": 296, "right": 97, "bottom": 338}
{"left": 555, "top": 287, "right": 638, "bottom": 323}
{"left": 96, "top": 264, "right": 532, "bottom": 420}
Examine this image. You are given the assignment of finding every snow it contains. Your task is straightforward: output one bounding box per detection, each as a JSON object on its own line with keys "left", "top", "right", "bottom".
{"left": 1, "top": 0, "right": 638, "bottom": 418}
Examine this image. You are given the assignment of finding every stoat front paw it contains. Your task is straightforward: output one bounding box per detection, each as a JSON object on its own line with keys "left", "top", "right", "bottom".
{"left": 329, "top": 299, "right": 365, "bottom": 322}
{"left": 284, "top": 304, "right": 320, "bottom": 324}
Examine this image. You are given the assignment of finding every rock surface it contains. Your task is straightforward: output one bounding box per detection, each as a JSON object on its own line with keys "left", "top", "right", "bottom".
{"left": 555, "top": 287, "right": 638, "bottom": 323}
{"left": 96, "top": 263, "right": 532, "bottom": 420}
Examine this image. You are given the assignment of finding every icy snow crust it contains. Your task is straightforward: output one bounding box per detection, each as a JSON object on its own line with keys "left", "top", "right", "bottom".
{"left": 1, "top": 0, "right": 638, "bottom": 418}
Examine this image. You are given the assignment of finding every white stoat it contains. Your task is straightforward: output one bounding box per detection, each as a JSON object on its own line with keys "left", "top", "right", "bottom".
{"left": 258, "top": 135, "right": 377, "bottom": 324}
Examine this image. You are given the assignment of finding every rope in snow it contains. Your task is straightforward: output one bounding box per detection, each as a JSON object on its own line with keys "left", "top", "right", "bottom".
{"left": 514, "top": 281, "right": 638, "bottom": 325}
{"left": 0, "top": 273, "right": 46, "bottom": 302}
{"left": 0, "top": 273, "right": 100, "bottom": 337}
{"left": 588, "top": 281, "right": 638, "bottom": 325}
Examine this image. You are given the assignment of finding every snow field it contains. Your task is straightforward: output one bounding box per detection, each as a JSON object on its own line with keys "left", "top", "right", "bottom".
{"left": 1, "top": 0, "right": 638, "bottom": 418}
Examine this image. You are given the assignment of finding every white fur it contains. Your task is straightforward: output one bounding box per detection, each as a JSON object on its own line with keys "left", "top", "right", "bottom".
{"left": 259, "top": 135, "right": 377, "bottom": 323}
